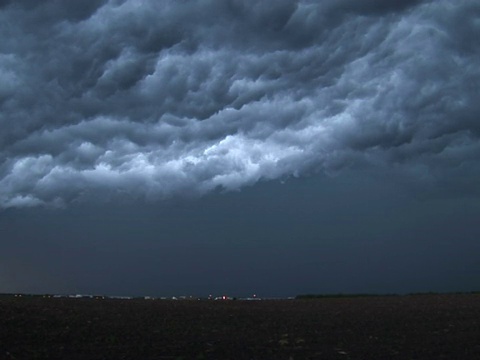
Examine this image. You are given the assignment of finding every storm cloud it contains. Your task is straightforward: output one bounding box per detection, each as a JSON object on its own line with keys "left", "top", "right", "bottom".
{"left": 1, "top": 0, "right": 479, "bottom": 208}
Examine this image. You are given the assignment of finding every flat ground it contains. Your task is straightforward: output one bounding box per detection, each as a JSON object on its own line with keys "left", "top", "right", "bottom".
{"left": 1, "top": 294, "right": 479, "bottom": 359}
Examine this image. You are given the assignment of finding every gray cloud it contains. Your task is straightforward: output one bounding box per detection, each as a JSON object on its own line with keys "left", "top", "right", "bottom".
{"left": 1, "top": 0, "right": 479, "bottom": 208}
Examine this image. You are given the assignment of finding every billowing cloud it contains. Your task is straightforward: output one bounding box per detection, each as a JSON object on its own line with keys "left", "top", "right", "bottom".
{"left": 1, "top": 0, "right": 479, "bottom": 207}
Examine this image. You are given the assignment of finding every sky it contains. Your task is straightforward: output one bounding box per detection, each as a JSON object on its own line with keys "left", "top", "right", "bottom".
{"left": 1, "top": 0, "right": 479, "bottom": 297}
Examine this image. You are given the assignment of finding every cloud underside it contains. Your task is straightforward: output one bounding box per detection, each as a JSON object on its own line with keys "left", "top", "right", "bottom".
{"left": 1, "top": 0, "right": 479, "bottom": 207}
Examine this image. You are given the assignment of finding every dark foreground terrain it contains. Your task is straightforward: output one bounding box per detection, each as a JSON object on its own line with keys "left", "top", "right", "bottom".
{"left": 1, "top": 294, "right": 479, "bottom": 359}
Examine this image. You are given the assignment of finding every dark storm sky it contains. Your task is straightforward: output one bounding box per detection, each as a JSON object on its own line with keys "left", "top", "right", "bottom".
{"left": 1, "top": 0, "right": 479, "bottom": 297}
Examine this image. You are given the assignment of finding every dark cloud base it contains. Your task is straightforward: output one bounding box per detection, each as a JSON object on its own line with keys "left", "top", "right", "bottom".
{"left": 2, "top": 169, "right": 480, "bottom": 296}
{"left": 1, "top": 0, "right": 479, "bottom": 208}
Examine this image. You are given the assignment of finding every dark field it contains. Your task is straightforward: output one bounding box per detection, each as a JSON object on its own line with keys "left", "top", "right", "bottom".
{"left": 1, "top": 294, "right": 480, "bottom": 359}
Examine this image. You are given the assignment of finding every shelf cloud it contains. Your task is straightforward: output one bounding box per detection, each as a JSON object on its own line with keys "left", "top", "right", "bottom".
{"left": 1, "top": 0, "right": 479, "bottom": 208}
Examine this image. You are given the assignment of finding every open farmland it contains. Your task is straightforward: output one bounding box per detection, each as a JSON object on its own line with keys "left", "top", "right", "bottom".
{"left": 1, "top": 294, "right": 479, "bottom": 359}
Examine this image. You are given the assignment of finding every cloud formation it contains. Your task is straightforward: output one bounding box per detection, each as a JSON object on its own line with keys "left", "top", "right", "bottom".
{"left": 1, "top": 0, "right": 479, "bottom": 207}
